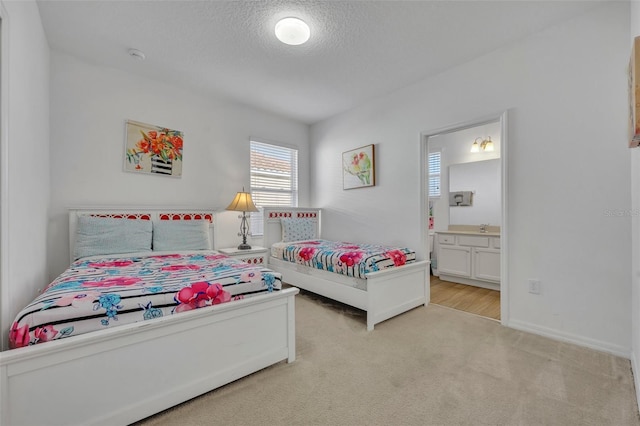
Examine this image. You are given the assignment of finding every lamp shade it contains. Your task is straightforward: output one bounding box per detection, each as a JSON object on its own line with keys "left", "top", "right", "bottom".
{"left": 470, "top": 138, "right": 481, "bottom": 153}
{"left": 483, "top": 137, "right": 495, "bottom": 152}
{"left": 226, "top": 191, "right": 259, "bottom": 212}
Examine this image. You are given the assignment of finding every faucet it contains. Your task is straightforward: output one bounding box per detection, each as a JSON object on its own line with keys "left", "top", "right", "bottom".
{"left": 480, "top": 224, "right": 489, "bottom": 233}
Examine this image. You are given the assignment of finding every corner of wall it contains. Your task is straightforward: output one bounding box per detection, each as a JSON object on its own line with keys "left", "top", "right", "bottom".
{"left": 630, "top": 0, "right": 640, "bottom": 414}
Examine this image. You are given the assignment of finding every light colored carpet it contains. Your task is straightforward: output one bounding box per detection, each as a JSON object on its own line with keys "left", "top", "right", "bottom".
{"left": 136, "top": 290, "right": 640, "bottom": 426}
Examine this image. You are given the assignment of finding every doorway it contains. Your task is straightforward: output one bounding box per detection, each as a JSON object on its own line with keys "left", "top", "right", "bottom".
{"left": 420, "top": 112, "right": 508, "bottom": 323}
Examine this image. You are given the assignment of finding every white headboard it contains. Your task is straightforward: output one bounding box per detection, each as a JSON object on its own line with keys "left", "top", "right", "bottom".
{"left": 262, "top": 207, "right": 322, "bottom": 249}
{"left": 68, "top": 207, "right": 217, "bottom": 263}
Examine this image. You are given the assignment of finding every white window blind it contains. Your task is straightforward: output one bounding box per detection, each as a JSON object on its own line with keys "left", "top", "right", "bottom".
{"left": 428, "top": 151, "right": 441, "bottom": 198}
{"left": 250, "top": 140, "right": 298, "bottom": 235}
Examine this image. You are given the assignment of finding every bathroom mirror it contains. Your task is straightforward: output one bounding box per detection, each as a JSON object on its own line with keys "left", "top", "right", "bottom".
{"left": 449, "top": 158, "right": 501, "bottom": 226}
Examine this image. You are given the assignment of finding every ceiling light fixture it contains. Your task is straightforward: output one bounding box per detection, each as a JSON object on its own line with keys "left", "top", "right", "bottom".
{"left": 275, "top": 17, "right": 310, "bottom": 45}
{"left": 128, "top": 48, "right": 146, "bottom": 60}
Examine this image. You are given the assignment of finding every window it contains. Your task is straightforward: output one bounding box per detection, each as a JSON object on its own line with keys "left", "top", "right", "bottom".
{"left": 428, "top": 150, "right": 441, "bottom": 198}
{"left": 250, "top": 140, "right": 298, "bottom": 236}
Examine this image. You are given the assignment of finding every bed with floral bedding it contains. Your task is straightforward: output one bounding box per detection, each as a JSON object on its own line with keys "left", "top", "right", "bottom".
{"left": 264, "top": 207, "right": 429, "bottom": 331}
{"left": 271, "top": 239, "right": 416, "bottom": 282}
{"left": 9, "top": 251, "right": 281, "bottom": 349}
{"left": 0, "top": 208, "right": 298, "bottom": 426}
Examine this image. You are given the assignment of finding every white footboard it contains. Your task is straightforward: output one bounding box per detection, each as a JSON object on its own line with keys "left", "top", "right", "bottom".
{"left": 0, "top": 287, "right": 299, "bottom": 426}
{"left": 364, "top": 261, "right": 429, "bottom": 330}
{"left": 269, "top": 258, "right": 428, "bottom": 330}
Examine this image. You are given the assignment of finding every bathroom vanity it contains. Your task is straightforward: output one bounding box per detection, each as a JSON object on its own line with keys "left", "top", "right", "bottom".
{"left": 436, "top": 229, "right": 500, "bottom": 291}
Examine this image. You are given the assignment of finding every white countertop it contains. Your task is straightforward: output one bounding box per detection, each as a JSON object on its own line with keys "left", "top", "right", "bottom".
{"left": 437, "top": 230, "right": 500, "bottom": 237}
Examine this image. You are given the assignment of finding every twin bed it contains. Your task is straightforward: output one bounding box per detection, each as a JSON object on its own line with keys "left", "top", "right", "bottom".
{"left": 1, "top": 206, "right": 428, "bottom": 425}
{"left": 263, "top": 207, "right": 429, "bottom": 331}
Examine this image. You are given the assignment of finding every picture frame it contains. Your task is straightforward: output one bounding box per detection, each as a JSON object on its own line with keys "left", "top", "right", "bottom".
{"left": 342, "top": 144, "right": 375, "bottom": 190}
{"left": 629, "top": 36, "right": 640, "bottom": 148}
{"left": 124, "top": 120, "right": 184, "bottom": 177}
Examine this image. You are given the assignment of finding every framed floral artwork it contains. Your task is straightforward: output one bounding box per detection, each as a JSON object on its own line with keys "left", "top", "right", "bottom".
{"left": 342, "top": 144, "right": 375, "bottom": 190}
{"left": 124, "top": 120, "right": 184, "bottom": 177}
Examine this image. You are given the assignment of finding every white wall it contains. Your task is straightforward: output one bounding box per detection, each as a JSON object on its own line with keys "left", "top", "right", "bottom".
{"left": 0, "top": 0, "right": 50, "bottom": 350}
{"left": 48, "top": 52, "right": 309, "bottom": 279}
{"left": 311, "top": 3, "right": 631, "bottom": 355}
{"left": 629, "top": 0, "right": 640, "bottom": 413}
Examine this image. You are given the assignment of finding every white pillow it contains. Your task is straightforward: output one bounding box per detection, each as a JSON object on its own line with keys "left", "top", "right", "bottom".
{"left": 281, "top": 218, "right": 316, "bottom": 242}
{"left": 74, "top": 216, "right": 152, "bottom": 260}
{"left": 152, "top": 220, "right": 211, "bottom": 251}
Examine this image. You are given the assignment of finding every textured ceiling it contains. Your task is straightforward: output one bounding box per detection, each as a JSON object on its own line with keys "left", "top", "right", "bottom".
{"left": 37, "top": 0, "right": 603, "bottom": 124}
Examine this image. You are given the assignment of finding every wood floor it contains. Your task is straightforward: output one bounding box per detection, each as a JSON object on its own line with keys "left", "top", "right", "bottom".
{"left": 430, "top": 275, "right": 500, "bottom": 320}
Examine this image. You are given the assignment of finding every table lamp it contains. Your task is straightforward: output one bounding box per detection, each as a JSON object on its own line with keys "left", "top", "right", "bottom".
{"left": 226, "top": 188, "right": 259, "bottom": 250}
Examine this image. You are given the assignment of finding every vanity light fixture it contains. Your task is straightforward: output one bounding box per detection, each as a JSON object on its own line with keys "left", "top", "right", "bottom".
{"left": 471, "top": 136, "right": 495, "bottom": 153}
{"left": 275, "top": 17, "right": 310, "bottom": 45}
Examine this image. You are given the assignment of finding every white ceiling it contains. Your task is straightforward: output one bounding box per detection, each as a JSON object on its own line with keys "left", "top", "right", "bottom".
{"left": 37, "top": 0, "right": 604, "bottom": 124}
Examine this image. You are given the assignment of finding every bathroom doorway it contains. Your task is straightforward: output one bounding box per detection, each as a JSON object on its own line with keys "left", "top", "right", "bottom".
{"left": 420, "top": 112, "right": 508, "bottom": 323}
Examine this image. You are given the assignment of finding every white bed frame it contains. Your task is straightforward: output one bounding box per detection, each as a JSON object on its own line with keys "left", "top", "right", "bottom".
{"left": 263, "top": 207, "right": 429, "bottom": 331}
{"left": 0, "top": 207, "right": 298, "bottom": 426}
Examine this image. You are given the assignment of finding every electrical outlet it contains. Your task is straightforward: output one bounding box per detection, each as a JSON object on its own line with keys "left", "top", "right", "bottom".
{"left": 528, "top": 279, "right": 541, "bottom": 295}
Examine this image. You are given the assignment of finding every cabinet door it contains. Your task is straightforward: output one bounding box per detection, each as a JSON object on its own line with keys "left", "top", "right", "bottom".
{"left": 438, "top": 246, "right": 471, "bottom": 277}
{"left": 473, "top": 248, "right": 500, "bottom": 282}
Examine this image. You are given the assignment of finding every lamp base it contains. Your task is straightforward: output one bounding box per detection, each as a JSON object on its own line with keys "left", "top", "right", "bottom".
{"left": 237, "top": 243, "right": 252, "bottom": 250}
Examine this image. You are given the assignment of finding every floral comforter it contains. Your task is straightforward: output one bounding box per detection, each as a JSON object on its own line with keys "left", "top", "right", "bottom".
{"left": 9, "top": 251, "right": 281, "bottom": 349}
{"left": 271, "top": 239, "right": 416, "bottom": 279}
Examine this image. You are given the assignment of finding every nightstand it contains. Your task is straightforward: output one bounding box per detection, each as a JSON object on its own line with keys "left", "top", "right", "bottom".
{"left": 218, "top": 246, "right": 268, "bottom": 265}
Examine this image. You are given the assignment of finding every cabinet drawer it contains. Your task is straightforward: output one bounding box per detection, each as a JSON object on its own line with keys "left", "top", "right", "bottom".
{"left": 438, "top": 234, "right": 455, "bottom": 245}
{"left": 458, "top": 235, "right": 489, "bottom": 248}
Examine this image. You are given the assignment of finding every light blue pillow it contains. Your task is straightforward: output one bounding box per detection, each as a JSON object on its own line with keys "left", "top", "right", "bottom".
{"left": 74, "top": 216, "right": 152, "bottom": 260}
{"left": 152, "top": 220, "right": 211, "bottom": 251}
{"left": 281, "top": 218, "right": 316, "bottom": 242}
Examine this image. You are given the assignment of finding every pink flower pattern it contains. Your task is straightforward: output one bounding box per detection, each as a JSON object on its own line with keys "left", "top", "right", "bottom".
{"left": 34, "top": 325, "right": 58, "bottom": 343}
{"left": 88, "top": 260, "right": 134, "bottom": 268}
{"left": 241, "top": 270, "right": 263, "bottom": 283}
{"left": 55, "top": 291, "right": 101, "bottom": 307}
{"left": 161, "top": 264, "right": 201, "bottom": 272}
{"left": 82, "top": 277, "right": 141, "bottom": 288}
{"left": 385, "top": 249, "right": 407, "bottom": 267}
{"left": 174, "top": 282, "right": 231, "bottom": 313}
{"left": 298, "top": 247, "right": 316, "bottom": 262}
{"left": 339, "top": 251, "right": 364, "bottom": 267}
{"left": 9, "top": 322, "right": 30, "bottom": 348}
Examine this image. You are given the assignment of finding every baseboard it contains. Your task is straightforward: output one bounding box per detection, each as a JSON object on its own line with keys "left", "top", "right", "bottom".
{"left": 438, "top": 273, "right": 500, "bottom": 291}
{"left": 632, "top": 350, "right": 640, "bottom": 414}
{"left": 507, "top": 319, "right": 631, "bottom": 359}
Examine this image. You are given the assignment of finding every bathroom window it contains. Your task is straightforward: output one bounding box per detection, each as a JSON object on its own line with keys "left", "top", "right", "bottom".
{"left": 428, "top": 150, "right": 441, "bottom": 198}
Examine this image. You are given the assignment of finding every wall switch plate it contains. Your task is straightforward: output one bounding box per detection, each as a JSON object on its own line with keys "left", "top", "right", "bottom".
{"left": 528, "top": 279, "right": 541, "bottom": 295}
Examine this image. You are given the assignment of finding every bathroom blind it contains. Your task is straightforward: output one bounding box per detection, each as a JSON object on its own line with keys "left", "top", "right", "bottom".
{"left": 250, "top": 140, "right": 298, "bottom": 236}
{"left": 428, "top": 151, "right": 441, "bottom": 198}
